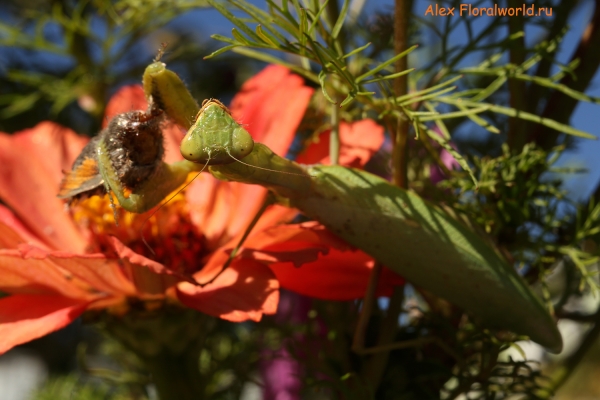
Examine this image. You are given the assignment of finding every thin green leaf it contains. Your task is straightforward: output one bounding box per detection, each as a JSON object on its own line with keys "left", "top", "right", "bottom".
{"left": 231, "top": 27, "right": 253, "bottom": 46}
{"left": 210, "top": 33, "right": 237, "bottom": 45}
{"left": 396, "top": 75, "right": 461, "bottom": 103}
{"left": 409, "top": 111, "right": 439, "bottom": 117}
{"left": 412, "top": 118, "right": 421, "bottom": 140}
{"left": 231, "top": 47, "right": 319, "bottom": 83}
{"left": 418, "top": 105, "right": 491, "bottom": 122}
{"left": 470, "top": 75, "right": 507, "bottom": 102}
{"left": 307, "top": 0, "right": 329, "bottom": 37}
{"left": 0, "top": 92, "right": 41, "bottom": 118}
{"left": 256, "top": 25, "right": 279, "bottom": 46}
{"left": 319, "top": 70, "right": 337, "bottom": 104}
{"left": 455, "top": 103, "right": 500, "bottom": 134}
{"left": 291, "top": 0, "right": 304, "bottom": 24}
{"left": 266, "top": 0, "right": 300, "bottom": 35}
{"left": 204, "top": 44, "right": 239, "bottom": 59}
{"left": 360, "top": 68, "right": 414, "bottom": 84}
{"left": 424, "top": 103, "right": 451, "bottom": 140}
{"left": 467, "top": 69, "right": 600, "bottom": 105}
{"left": 230, "top": 0, "right": 288, "bottom": 43}
{"left": 340, "top": 93, "right": 355, "bottom": 107}
{"left": 400, "top": 86, "right": 457, "bottom": 106}
{"left": 341, "top": 42, "right": 371, "bottom": 59}
{"left": 356, "top": 44, "right": 418, "bottom": 82}
{"left": 299, "top": 7, "right": 308, "bottom": 51}
{"left": 439, "top": 98, "right": 597, "bottom": 140}
{"left": 331, "top": 0, "right": 350, "bottom": 39}
{"left": 206, "top": 0, "right": 262, "bottom": 42}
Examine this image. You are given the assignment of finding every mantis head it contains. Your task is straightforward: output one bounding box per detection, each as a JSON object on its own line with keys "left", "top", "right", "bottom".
{"left": 180, "top": 99, "right": 254, "bottom": 165}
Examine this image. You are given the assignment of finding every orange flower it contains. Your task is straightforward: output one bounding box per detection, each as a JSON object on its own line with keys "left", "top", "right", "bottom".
{"left": 0, "top": 65, "right": 400, "bottom": 355}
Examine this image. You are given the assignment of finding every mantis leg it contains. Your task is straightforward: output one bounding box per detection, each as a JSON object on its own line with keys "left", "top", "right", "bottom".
{"left": 97, "top": 137, "right": 203, "bottom": 214}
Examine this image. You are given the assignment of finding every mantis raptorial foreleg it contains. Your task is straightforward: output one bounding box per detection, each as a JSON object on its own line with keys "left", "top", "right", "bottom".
{"left": 97, "top": 152, "right": 205, "bottom": 214}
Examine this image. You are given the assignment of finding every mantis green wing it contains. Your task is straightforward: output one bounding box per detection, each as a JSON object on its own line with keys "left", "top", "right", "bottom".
{"left": 210, "top": 145, "right": 563, "bottom": 353}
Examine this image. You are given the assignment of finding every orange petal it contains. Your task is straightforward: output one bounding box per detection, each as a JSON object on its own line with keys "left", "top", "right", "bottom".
{"left": 186, "top": 178, "right": 263, "bottom": 247}
{"left": 46, "top": 250, "right": 137, "bottom": 298}
{"left": 231, "top": 221, "right": 404, "bottom": 299}
{"left": 177, "top": 259, "right": 279, "bottom": 322}
{"left": 187, "top": 178, "right": 280, "bottom": 249}
{"left": 243, "top": 221, "right": 354, "bottom": 252}
{"left": 188, "top": 181, "right": 298, "bottom": 253}
{"left": 103, "top": 85, "right": 148, "bottom": 127}
{"left": 230, "top": 65, "right": 314, "bottom": 156}
{"left": 297, "top": 120, "right": 385, "bottom": 167}
{"left": 163, "top": 123, "right": 186, "bottom": 163}
{"left": 0, "top": 245, "right": 95, "bottom": 300}
{"left": 0, "top": 123, "right": 88, "bottom": 252}
{"left": 235, "top": 247, "right": 329, "bottom": 268}
{"left": 0, "top": 206, "right": 47, "bottom": 249}
{"left": 251, "top": 204, "right": 299, "bottom": 236}
{"left": 270, "top": 249, "right": 404, "bottom": 300}
{"left": 0, "top": 294, "right": 89, "bottom": 355}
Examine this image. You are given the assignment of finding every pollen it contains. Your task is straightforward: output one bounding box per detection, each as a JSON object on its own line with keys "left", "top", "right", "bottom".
{"left": 71, "top": 182, "right": 206, "bottom": 275}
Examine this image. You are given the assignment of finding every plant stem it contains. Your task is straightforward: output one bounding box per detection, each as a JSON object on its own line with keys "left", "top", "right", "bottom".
{"left": 330, "top": 103, "right": 340, "bottom": 164}
{"left": 506, "top": 0, "right": 526, "bottom": 151}
{"left": 392, "top": 0, "right": 410, "bottom": 188}
{"left": 362, "top": 286, "right": 405, "bottom": 389}
{"left": 355, "top": 0, "right": 411, "bottom": 394}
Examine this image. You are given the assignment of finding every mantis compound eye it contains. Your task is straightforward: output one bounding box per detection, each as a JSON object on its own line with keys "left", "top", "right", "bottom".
{"left": 180, "top": 100, "right": 254, "bottom": 165}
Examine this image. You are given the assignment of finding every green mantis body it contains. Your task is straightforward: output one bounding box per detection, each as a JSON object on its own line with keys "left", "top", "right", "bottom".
{"left": 95, "top": 61, "right": 562, "bottom": 352}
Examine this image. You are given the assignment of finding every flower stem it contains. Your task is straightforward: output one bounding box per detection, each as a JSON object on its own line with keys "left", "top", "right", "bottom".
{"left": 103, "top": 307, "right": 211, "bottom": 400}
{"left": 141, "top": 349, "right": 204, "bottom": 400}
{"left": 359, "top": 0, "right": 411, "bottom": 393}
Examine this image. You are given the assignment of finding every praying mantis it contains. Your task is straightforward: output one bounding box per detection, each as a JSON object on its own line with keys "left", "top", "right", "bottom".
{"left": 61, "top": 60, "right": 563, "bottom": 353}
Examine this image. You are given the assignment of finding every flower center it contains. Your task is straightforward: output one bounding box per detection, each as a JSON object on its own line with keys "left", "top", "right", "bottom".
{"left": 71, "top": 185, "right": 206, "bottom": 275}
